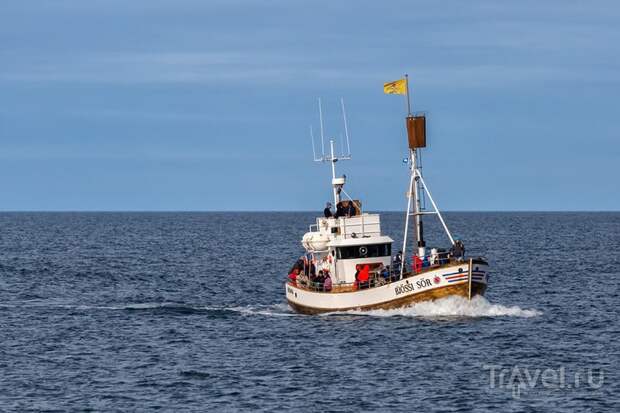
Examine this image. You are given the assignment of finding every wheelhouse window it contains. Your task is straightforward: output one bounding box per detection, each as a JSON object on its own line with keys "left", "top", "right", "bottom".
{"left": 336, "top": 243, "right": 391, "bottom": 259}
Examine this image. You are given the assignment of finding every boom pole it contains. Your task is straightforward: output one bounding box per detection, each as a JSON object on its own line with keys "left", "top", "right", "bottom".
{"left": 401, "top": 149, "right": 414, "bottom": 279}
{"left": 412, "top": 149, "right": 425, "bottom": 257}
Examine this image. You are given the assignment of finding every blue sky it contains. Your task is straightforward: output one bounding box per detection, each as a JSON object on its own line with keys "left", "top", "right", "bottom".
{"left": 1, "top": 0, "right": 618, "bottom": 211}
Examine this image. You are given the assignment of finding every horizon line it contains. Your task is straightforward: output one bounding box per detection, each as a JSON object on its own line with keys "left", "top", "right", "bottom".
{"left": 0, "top": 209, "right": 618, "bottom": 213}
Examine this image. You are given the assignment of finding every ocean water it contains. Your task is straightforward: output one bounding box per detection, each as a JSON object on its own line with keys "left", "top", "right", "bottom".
{"left": 0, "top": 212, "right": 618, "bottom": 412}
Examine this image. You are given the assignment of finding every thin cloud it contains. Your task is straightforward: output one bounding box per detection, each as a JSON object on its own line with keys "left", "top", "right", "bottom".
{"left": 2, "top": 49, "right": 615, "bottom": 88}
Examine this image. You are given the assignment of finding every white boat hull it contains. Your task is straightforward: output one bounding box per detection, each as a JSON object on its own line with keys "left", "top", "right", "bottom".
{"left": 286, "top": 260, "right": 489, "bottom": 314}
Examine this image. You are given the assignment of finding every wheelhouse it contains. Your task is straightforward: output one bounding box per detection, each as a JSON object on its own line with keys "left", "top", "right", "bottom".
{"left": 336, "top": 243, "right": 391, "bottom": 260}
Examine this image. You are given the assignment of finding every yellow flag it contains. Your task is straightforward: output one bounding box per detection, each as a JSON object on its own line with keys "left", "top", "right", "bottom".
{"left": 383, "top": 78, "right": 407, "bottom": 95}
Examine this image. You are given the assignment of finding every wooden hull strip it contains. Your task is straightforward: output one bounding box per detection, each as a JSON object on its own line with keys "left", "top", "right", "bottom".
{"left": 287, "top": 282, "right": 487, "bottom": 315}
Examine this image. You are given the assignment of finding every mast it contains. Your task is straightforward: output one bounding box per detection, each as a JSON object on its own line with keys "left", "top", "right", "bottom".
{"left": 385, "top": 74, "right": 455, "bottom": 277}
{"left": 405, "top": 74, "right": 411, "bottom": 116}
{"left": 329, "top": 139, "right": 340, "bottom": 206}
{"left": 401, "top": 75, "right": 424, "bottom": 277}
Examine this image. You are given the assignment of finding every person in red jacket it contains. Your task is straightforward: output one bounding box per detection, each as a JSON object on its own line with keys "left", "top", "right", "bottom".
{"left": 355, "top": 264, "right": 370, "bottom": 289}
{"left": 413, "top": 255, "right": 423, "bottom": 274}
{"left": 288, "top": 268, "right": 299, "bottom": 285}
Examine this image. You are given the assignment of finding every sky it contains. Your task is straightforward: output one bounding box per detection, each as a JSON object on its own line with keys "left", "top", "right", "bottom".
{"left": 1, "top": 0, "right": 619, "bottom": 211}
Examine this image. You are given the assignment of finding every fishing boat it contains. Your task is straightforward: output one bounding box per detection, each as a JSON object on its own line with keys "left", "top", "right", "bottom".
{"left": 285, "top": 77, "right": 489, "bottom": 314}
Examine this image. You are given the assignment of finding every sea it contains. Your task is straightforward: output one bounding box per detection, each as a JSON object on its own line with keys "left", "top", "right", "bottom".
{"left": 0, "top": 212, "right": 618, "bottom": 412}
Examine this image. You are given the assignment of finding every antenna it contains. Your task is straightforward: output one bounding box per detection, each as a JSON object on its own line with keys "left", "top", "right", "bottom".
{"left": 307, "top": 98, "right": 354, "bottom": 207}
{"left": 308, "top": 97, "right": 351, "bottom": 162}
{"left": 318, "top": 98, "right": 325, "bottom": 158}
{"left": 310, "top": 125, "right": 319, "bottom": 161}
{"left": 341, "top": 97, "right": 351, "bottom": 156}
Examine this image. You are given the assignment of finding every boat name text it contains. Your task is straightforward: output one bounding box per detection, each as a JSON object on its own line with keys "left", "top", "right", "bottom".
{"left": 394, "top": 278, "right": 433, "bottom": 296}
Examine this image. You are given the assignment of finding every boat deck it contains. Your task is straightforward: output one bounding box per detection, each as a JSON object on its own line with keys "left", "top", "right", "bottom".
{"left": 290, "top": 257, "right": 488, "bottom": 294}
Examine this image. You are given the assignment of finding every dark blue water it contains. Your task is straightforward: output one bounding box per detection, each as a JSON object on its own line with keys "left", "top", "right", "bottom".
{"left": 0, "top": 212, "right": 618, "bottom": 411}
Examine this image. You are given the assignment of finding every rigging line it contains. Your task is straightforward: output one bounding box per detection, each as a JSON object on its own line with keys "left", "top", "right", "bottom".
{"left": 416, "top": 150, "right": 426, "bottom": 209}
{"left": 340, "top": 188, "right": 362, "bottom": 211}
{"left": 341, "top": 97, "right": 351, "bottom": 156}
{"left": 340, "top": 187, "right": 354, "bottom": 202}
{"left": 318, "top": 98, "right": 325, "bottom": 158}
{"left": 310, "top": 125, "right": 317, "bottom": 161}
{"left": 419, "top": 176, "right": 427, "bottom": 210}
{"left": 418, "top": 147, "right": 423, "bottom": 169}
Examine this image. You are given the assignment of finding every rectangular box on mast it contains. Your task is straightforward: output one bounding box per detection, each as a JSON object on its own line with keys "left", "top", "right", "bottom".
{"left": 406, "top": 115, "right": 426, "bottom": 148}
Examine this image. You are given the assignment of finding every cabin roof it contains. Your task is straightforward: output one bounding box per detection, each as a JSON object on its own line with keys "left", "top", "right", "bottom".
{"left": 329, "top": 235, "right": 394, "bottom": 247}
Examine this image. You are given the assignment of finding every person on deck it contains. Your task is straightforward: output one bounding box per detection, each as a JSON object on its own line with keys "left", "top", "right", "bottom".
{"left": 375, "top": 264, "right": 388, "bottom": 286}
{"left": 316, "top": 270, "right": 325, "bottom": 283}
{"left": 422, "top": 255, "right": 430, "bottom": 268}
{"left": 323, "top": 273, "right": 332, "bottom": 292}
{"left": 413, "top": 255, "right": 423, "bottom": 274}
{"left": 451, "top": 240, "right": 465, "bottom": 261}
{"left": 323, "top": 202, "right": 333, "bottom": 218}
{"left": 380, "top": 264, "right": 390, "bottom": 281}
{"left": 288, "top": 268, "right": 299, "bottom": 285}
{"left": 297, "top": 271, "right": 309, "bottom": 287}
{"left": 393, "top": 251, "right": 403, "bottom": 273}
{"left": 334, "top": 202, "right": 346, "bottom": 218}
{"left": 312, "top": 270, "right": 324, "bottom": 290}
{"left": 356, "top": 264, "right": 370, "bottom": 289}
{"left": 346, "top": 201, "right": 356, "bottom": 217}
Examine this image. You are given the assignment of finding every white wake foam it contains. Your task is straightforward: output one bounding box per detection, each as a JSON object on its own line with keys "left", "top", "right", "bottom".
{"left": 65, "top": 302, "right": 182, "bottom": 310}
{"left": 336, "top": 296, "right": 542, "bottom": 318}
{"left": 203, "top": 303, "right": 298, "bottom": 317}
{"left": 1, "top": 301, "right": 299, "bottom": 317}
{"left": 71, "top": 302, "right": 298, "bottom": 317}
{"left": 3, "top": 298, "right": 541, "bottom": 319}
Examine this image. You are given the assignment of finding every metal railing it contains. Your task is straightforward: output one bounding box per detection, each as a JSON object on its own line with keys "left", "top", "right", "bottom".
{"left": 308, "top": 215, "right": 378, "bottom": 239}
{"left": 288, "top": 243, "right": 488, "bottom": 295}
{"left": 289, "top": 269, "right": 405, "bottom": 293}
{"left": 287, "top": 253, "right": 488, "bottom": 294}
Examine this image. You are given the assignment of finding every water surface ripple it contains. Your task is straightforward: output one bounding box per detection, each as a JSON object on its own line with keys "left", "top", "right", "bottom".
{"left": 0, "top": 212, "right": 618, "bottom": 411}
